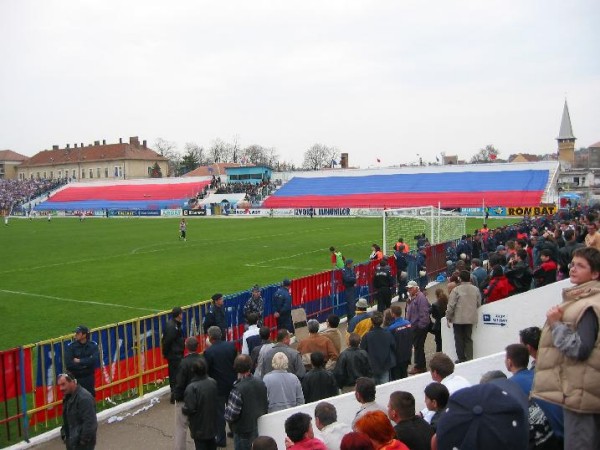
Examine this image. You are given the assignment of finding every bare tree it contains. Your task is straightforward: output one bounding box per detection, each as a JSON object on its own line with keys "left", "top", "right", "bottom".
{"left": 154, "top": 138, "right": 181, "bottom": 176}
{"left": 230, "top": 134, "right": 241, "bottom": 163}
{"left": 470, "top": 144, "right": 499, "bottom": 164}
{"left": 208, "top": 138, "right": 232, "bottom": 164}
{"left": 302, "top": 144, "right": 340, "bottom": 170}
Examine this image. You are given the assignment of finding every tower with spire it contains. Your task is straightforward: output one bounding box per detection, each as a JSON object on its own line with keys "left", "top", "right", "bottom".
{"left": 557, "top": 99, "right": 576, "bottom": 166}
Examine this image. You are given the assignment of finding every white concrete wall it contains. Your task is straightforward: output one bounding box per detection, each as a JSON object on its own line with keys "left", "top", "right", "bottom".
{"left": 441, "top": 279, "right": 570, "bottom": 360}
{"left": 257, "top": 352, "right": 507, "bottom": 447}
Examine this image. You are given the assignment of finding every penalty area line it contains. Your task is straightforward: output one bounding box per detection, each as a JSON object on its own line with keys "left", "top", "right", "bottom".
{"left": 0, "top": 289, "right": 160, "bottom": 313}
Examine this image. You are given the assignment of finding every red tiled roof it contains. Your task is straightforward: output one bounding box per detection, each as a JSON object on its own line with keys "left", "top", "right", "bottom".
{"left": 589, "top": 141, "right": 600, "bottom": 149}
{"left": 20, "top": 141, "right": 168, "bottom": 168}
{"left": 0, "top": 150, "right": 29, "bottom": 162}
{"left": 184, "top": 163, "right": 242, "bottom": 177}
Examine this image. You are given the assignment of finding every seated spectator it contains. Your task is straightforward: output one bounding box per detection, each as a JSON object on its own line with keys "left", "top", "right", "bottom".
{"left": 519, "top": 326, "right": 541, "bottom": 369}
{"left": 313, "top": 402, "right": 352, "bottom": 450}
{"left": 434, "top": 383, "right": 528, "bottom": 450}
{"left": 354, "top": 411, "right": 409, "bottom": 450}
{"left": 334, "top": 333, "right": 372, "bottom": 393}
{"left": 251, "top": 436, "right": 277, "bottom": 450}
{"left": 422, "top": 383, "right": 449, "bottom": 431}
{"left": 320, "top": 314, "right": 343, "bottom": 354}
{"left": 301, "top": 352, "right": 339, "bottom": 403}
{"left": 340, "top": 432, "right": 375, "bottom": 450}
{"left": 297, "top": 319, "right": 338, "bottom": 369}
{"left": 533, "top": 249, "right": 558, "bottom": 287}
{"left": 505, "top": 249, "right": 533, "bottom": 294}
{"left": 483, "top": 265, "right": 514, "bottom": 303}
{"left": 262, "top": 352, "right": 304, "bottom": 413}
{"left": 387, "top": 391, "right": 433, "bottom": 450}
{"left": 284, "top": 412, "right": 327, "bottom": 450}
{"left": 352, "top": 377, "right": 386, "bottom": 429}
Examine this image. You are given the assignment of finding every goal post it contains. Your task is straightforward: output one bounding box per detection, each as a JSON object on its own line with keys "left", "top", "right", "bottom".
{"left": 382, "top": 206, "right": 466, "bottom": 254}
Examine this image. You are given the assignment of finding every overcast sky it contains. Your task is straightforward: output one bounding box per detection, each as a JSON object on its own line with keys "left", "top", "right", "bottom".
{"left": 1, "top": 0, "right": 598, "bottom": 168}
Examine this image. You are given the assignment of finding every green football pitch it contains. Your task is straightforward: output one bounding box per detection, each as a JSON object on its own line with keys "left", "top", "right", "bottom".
{"left": 0, "top": 216, "right": 508, "bottom": 349}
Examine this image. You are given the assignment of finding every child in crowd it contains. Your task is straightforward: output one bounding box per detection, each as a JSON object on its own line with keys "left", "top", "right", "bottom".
{"left": 533, "top": 249, "right": 557, "bottom": 287}
{"left": 423, "top": 382, "right": 449, "bottom": 430}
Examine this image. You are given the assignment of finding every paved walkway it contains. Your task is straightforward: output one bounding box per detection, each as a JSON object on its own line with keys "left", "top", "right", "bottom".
{"left": 27, "top": 288, "right": 442, "bottom": 450}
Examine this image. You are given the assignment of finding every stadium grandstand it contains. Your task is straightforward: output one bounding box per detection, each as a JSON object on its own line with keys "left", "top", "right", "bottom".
{"left": 34, "top": 177, "right": 210, "bottom": 211}
{"left": 266, "top": 161, "right": 559, "bottom": 209}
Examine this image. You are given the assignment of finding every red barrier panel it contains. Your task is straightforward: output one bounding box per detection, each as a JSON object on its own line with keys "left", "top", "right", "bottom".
{"left": 0, "top": 347, "right": 32, "bottom": 402}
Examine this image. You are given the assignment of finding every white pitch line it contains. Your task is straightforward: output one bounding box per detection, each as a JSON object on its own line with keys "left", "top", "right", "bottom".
{"left": 0, "top": 289, "right": 160, "bottom": 312}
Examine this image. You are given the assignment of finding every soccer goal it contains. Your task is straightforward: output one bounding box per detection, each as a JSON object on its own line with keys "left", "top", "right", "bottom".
{"left": 382, "top": 206, "right": 466, "bottom": 254}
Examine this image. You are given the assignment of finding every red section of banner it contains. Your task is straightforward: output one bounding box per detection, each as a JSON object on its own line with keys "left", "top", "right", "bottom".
{"left": 291, "top": 271, "right": 332, "bottom": 307}
{"left": 425, "top": 243, "right": 447, "bottom": 278}
{"left": 0, "top": 347, "right": 32, "bottom": 402}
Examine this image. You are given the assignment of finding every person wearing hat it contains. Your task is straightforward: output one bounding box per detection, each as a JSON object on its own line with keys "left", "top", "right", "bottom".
{"left": 64, "top": 325, "right": 99, "bottom": 398}
{"left": 347, "top": 298, "right": 373, "bottom": 338}
{"left": 243, "top": 285, "right": 264, "bottom": 328}
{"left": 342, "top": 259, "right": 357, "bottom": 320}
{"left": 273, "top": 279, "right": 293, "bottom": 333}
{"left": 203, "top": 293, "right": 227, "bottom": 340}
{"left": 405, "top": 281, "right": 430, "bottom": 375}
{"left": 162, "top": 306, "right": 185, "bottom": 404}
{"left": 434, "top": 383, "right": 529, "bottom": 450}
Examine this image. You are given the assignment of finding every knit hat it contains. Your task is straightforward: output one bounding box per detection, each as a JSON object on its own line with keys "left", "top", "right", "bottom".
{"left": 436, "top": 383, "right": 528, "bottom": 450}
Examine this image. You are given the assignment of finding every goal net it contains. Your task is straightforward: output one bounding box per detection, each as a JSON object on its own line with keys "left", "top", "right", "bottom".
{"left": 383, "top": 206, "right": 466, "bottom": 254}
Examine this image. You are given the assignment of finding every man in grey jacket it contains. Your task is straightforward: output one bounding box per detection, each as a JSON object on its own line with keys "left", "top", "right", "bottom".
{"left": 446, "top": 270, "right": 481, "bottom": 362}
{"left": 58, "top": 372, "right": 97, "bottom": 450}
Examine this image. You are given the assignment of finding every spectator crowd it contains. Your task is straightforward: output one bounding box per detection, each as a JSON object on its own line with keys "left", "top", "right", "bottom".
{"left": 0, "top": 178, "right": 66, "bottom": 213}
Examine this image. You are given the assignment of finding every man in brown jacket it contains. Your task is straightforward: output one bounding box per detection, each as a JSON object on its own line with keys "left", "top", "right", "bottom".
{"left": 297, "top": 319, "right": 339, "bottom": 368}
{"left": 446, "top": 270, "right": 481, "bottom": 362}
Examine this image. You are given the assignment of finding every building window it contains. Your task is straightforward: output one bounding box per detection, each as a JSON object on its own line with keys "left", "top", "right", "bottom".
{"left": 58, "top": 170, "right": 62, "bottom": 179}
{"left": 50, "top": 171, "right": 53, "bottom": 179}
{"left": 81, "top": 169, "right": 85, "bottom": 179}
{"left": 43, "top": 171, "right": 47, "bottom": 179}
{"left": 89, "top": 168, "right": 93, "bottom": 179}
{"left": 114, "top": 166, "right": 122, "bottom": 178}
{"left": 36, "top": 172, "right": 40, "bottom": 179}
{"left": 97, "top": 167, "right": 101, "bottom": 178}
{"left": 72, "top": 169, "right": 76, "bottom": 179}
{"left": 105, "top": 167, "right": 109, "bottom": 178}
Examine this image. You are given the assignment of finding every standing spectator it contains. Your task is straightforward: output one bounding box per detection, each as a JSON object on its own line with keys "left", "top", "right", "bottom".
{"left": 354, "top": 411, "right": 409, "bottom": 450}
{"left": 416, "top": 247, "right": 428, "bottom": 291}
{"left": 243, "top": 285, "right": 264, "bottom": 327}
{"left": 352, "top": 377, "right": 387, "bottom": 428}
{"left": 334, "top": 333, "right": 372, "bottom": 393}
{"left": 387, "top": 391, "right": 434, "bottom": 450}
{"left": 241, "top": 313, "right": 261, "bottom": 356}
{"left": 182, "top": 359, "right": 218, "bottom": 450}
{"left": 429, "top": 288, "right": 447, "bottom": 350}
{"left": 162, "top": 307, "right": 185, "bottom": 404}
{"left": 203, "top": 293, "right": 227, "bottom": 340}
{"left": 373, "top": 259, "right": 394, "bottom": 312}
{"left": 532, "top": 247, "right": 600, "bottom": 449}
{"left": 259, "top": 329, "right": 305, "bottom": 379}
{"left": 297, "top": 319, "right": 338, "bottom": 368}
{"left": 584, "top": 221, "right": 600, "bottom": 250}
{"left": 340, "top": 432, "right": 375, "bottom": 450}
{"left": 284, "top": 413, "right": 327, "bottom": 450}
{"left": 272, "top": 279, "right": 293, "bottom": 333}
{"left": 446, "top": 270, "right": 481, "bottom": 363}
{"left": 179, "top": 218, "right": 187, "bottom": 241}
{"left": 369, "top": 244, "right": 383, "bottom": 262}
{"left": 347, "top": 299, "right": 373, "bottom": 337}
{"left": 174, "top": 337, "right": 205, "bottom": 450}
{"left": 64, "top": 325, "right": 99, "bottom": 398}
{"left": 533, "top": 249, "right": 558, "bottom": 287}
{"left": 483, "top": 265, "right": 514, "bottom": 303}
{"left": 330, "top": 246, "right": 345, "bottom": 269}
{"left": 263, "top": 352, "right": 304, "bottom": 413}
{"left": 393, "top": 247, "right": 408, "bottom": 300}
{"left": 314, "top": 402, "right": 352, "bottom": 450}
{"left": 342, "top": 259, "right": 358, "bottom": 320}
{"left": 405, "top": 281, "right": 430, "bottom": 375}
{"left": 224, "top": 355, "right": 268, "bottom": 450}
{"left": 204, "top": 326, "right": 237, "bottom": 448}
{"left": 250, "top": 326, "right": 272, "bottom": 373}
{"left": 394, "top": 238, "right": 410, "bottom": 253}
{"left": 58, "top": 372, "right": 97, "bottom": 450}
{"left": 360, "top": 312, "right": 395, "bottom": 385}
{"left": 387, "top": 305, "right": 412, "bottom": 380}
{"left": 301, "top": 352, "right": 339, "bottom": 403}
{"left": 470, "top": 258, "right": 488, "bottom": 293}
{"left": 320, "top": 314, "right": 343, "bottom": 355}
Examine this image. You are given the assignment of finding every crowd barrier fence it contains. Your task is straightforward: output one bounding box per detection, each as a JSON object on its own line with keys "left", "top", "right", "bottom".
{"left": 0, "top": 243, "right": 449, "bottom": 446}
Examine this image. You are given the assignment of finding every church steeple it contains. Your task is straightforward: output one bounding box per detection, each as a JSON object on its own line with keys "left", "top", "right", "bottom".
{"left": 557, "top": 100, "right": 576, "bottom": 165}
